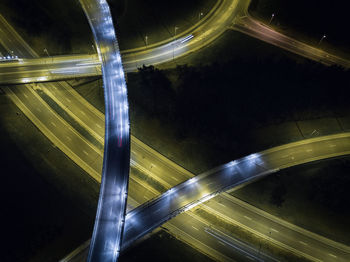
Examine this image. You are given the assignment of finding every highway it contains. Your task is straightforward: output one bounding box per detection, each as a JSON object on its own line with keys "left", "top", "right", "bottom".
{"left": 62, "top": 133, "right": 350, "bottom": 262}
{"left": 1, "top": 0, "right": 350, "bottom": 85}
{"left": 78, "top": 0, "right": 131, "bottom": 261}
{"left": 1, "top": 1, "right": 350, "bottom": 261}
{"left": 123, "top": 132, "right": 350, "bottom": 262}
{"left": 232, "top": 15, "right": 350, "bottom": 68}
{"left": 0, "top": 54, "right": 101, "bottom": 84}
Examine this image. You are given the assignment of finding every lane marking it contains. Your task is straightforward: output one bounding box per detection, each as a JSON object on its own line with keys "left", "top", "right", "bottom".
{"left": 218, "top": 202, "right": 226, "bottom": 207}
{"left": 23, "top": 93, "right": 28, "bottom": 98}
{"left": 329, "top": 144, "right": 336, "bottom": 148}
{"left": 36, "top": 108, "right": 41, "bottom": 112}
{"left": 80, "top": 110, "right": 86, "bottom": 116}
{"left": 66, "top": 98, "right": 71, "bottom": 103}
{"left": 66, "top": 136, "right": 72, "bottom": 141}
{"left": 306, "top": 149, "right": 313, "bottom": 152}
{"left": 51, "top": 122, "right": 56, "bottom": 127}
{"left": 83, "top": 150, "right": 89, "bottom": 156}
{"left": 96, "top": 123, "right": 102, "bottom": 129}
{"left": 299, "top": 241, "right": 308, "bottom": 246}
{"left": 270, "top": 228, "right": 279, "bottom": 233}
{"left": 192, "top": 226, "right": 199, "bottom": 231}
{"left": 244, "top": 215, "right": 252, "bottom": 221}
{"left": 328, "top": 253, "right": 337, "bottom": 258}
{"left": 218, "top": 241, "right": 226, "bottom": 246}
{"left": 171, "top": 176, "right": 179, "bottom": 181}
{"left": 245, "top": 256, "right": 255, "bottom": 261}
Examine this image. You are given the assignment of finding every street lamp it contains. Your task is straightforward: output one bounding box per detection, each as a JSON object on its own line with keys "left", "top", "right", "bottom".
{"left": 173, "top": 26, "right": 179, "bottom": 62}
{"left": 318, "top": 34, "right": 326, "bottom": 45}
{"left": 174, "top": 26, "right": 179, "bottom": 38}
{"left": 269, "top": 13, "right": 275, "bottom": 24}
{"left": 10, "top": 50, "right": 15, "bottom": 59}
{"left": 199, "top": 12, "right": 203, "bottom": 21}
{"left": 44, "top": 48, "right": 50, "bottom": 58}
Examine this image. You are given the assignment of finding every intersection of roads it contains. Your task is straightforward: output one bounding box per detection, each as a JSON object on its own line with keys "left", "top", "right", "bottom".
{"left": 0, "top": 0, "right": 350, "bottom": 261}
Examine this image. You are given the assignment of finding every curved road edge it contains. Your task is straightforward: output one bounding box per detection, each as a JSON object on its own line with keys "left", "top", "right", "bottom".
{"left": 79, "top": 0, "right": 131, "bottom": 261}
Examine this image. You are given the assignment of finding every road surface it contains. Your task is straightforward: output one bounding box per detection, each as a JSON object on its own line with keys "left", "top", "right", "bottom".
{"left": 62, "top": 133, "right": 350, "bottom": 262}
{"left": 79, "top": 0, "right": 130, "bottom": 261}
{"left": 1, "top": 2, "right": 350, "bottom": 261}
{"left": 1, "top": 0, "right": 350, "bottom": 85}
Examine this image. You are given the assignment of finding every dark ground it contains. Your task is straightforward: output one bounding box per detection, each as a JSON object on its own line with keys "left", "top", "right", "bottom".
{"left": 0, "top": 0, "right": 216, "bottom": 55}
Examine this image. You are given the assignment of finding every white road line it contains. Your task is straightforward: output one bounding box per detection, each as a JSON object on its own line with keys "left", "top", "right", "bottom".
{"left": 171, "top": 176, "right": 179, "bottom": 181}
{"left": 299, "top": 241, "right": 308, "bottom": 246}
{"left": 23, "top": 93, "right": 28, "bottom": 98}
{"left": 143, "top": 195, "right": 148, "bottom": 199}
{"left": 306, "top": 149, "right": 313, "bottom": 152}
{"left": 270, "top": 228, "right": 279, "bottom": 233}
{"left": 192, "top": 226, "right": 199, "bottom": 231}
{"left": 218, "top": 202, "right": 226, "bottom": 207}
{"left": 83, "top": 150, "right": 89, "bottom": 156}
{"left": 36, "top": 108, "right": 41, "bottom": 112}
{"left": 218, "top": 241, "right": 226, "bottom": 246}
{"left": 328, "top": 253, "right": 337, "bottom": 258}
{"left": 244, "top": 216, "right": 252, "bottom": 221}
{"left": 329, "top": 144, "right": 336, "bottom": 147}
{"left": 51, "top": 122, "right": 56, "bottom": 127}
{"left": 96, "top": 123, "right": 102, "bottom": 129}
{"left": 80, "top": 110, "right": 86, "bottom": 116}
{"left": 66, "top": 98, "right": 71, "bottom": 103}
{"left": 66, "top": 136, "right": 72, "bottom": 141}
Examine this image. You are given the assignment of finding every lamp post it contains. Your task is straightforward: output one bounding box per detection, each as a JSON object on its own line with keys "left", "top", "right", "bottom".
{"left": 43, "top": 48, "right": 50, "bottom": 57}
{"left": 318, "top": 34, "right": 326, "bottom": 45}
{"left": 269, "top": 13, "right": 275, "bottom": 24}
{"left": 199, "top": 12, "right": 203, "bottom": 21}
{"left": 173, "top": 26, "right": 179, "bottom": 62}
{"left": 174, "top": 26, "right": 179, "bottom": 38}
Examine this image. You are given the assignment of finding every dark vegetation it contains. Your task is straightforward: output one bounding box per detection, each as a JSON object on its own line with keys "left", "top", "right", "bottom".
{"left": 0, "top": 0, "right": 92, "bottom": 55}
{"left": 249, "top": 0, "right": 350, "bottom": 54}
{"left": 0, "top": 0, "right": 216, "bottom": 54}
{"left": 111, "top": 0, "right": 216, "bottom": 49}
{"left": 129, "top": 57, "right": 350, "bottom": 162}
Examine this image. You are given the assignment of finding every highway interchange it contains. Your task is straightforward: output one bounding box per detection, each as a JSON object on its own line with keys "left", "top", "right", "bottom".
{"left": 0, "top": 0, "right": 349, "bottom": 85}
{"left": 0, "top": 0, "right": 350, "bottom": 261}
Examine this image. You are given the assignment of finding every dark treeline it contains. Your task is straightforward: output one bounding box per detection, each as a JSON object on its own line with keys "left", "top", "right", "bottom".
{"left": 129, "top": 57, "right": 349, "bottom": 153}
{"left": 307, "top": 159, "right": 350, "bottom": 213}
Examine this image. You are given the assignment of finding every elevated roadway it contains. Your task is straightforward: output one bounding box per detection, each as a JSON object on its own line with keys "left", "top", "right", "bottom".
{"left": 63, "top": 133, "right": 350, "bottom": 262}
{"left": 1, "top": 2, "right": 350, "bottom": 261}
{"left": 1, "top": 0, "right": 349, "bottom": 85}
{"left": 78, "top": 0, "right": 130, "bottom": 261}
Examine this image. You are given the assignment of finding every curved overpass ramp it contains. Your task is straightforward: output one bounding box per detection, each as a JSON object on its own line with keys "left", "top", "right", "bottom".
{"left": 62, "top": 133, "right": 350, "bottom": 262}
{"left": 79, "top": 0, "right": 130, "bottom": 261}
{"left": 121, "top": 132, "right": 350, "bottom": 262}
